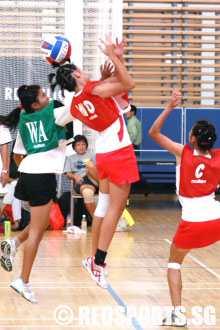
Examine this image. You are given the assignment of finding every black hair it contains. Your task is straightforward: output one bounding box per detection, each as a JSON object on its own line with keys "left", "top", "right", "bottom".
{"left": 192, "top": 120, "right": 217, "bottom": 151}
{"left": 2, "top": 85, "right": 41, "bottom": 131}
{"left": 131, "top": 104, "right": 137, "bottom": 115}
{"left": 72, "top": 135, "right": 88, "bottom": 150}
{"left": 49, "top": 63, "right": 77, "bottom": 97}
{"left": 0, "top": 115, "right": 5, "bottom": 124}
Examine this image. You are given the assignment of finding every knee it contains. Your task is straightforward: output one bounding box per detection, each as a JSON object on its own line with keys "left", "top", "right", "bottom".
{"left": 168, "top": 262, "right": 181, "bottom": 270}
{"left": 82, "top": 188, "right": 95, "bottom": 203}
{"left": 28, "top": 227, "right": 45, "bottom": 243}
{"left": 94, "top": 192, "right": 110, "bottom": 217}
{"left": 86, "top": 161, "right": 96, "bottom": 171}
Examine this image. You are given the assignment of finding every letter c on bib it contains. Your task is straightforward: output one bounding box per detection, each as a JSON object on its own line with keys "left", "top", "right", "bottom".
{"left": 195, "top": 164, "right": 205, "bottom": 178}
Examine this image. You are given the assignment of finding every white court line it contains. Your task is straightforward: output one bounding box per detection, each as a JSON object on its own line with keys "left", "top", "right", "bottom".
{"left": 0, "top": 326, "right": 134, "bottom": 328}
{"left": 2, "top": 281, "right": 220, "bottom": 284}
{"left": 1, "top": 318, "right": 220, "bottom": 322}
{"left": 0, "top": 326, "right": 220, "bottom": 329}
{"left": 31, "top": 281, "right": 220, "bottom": 284}
{"left": 6, "top": 257, "right": 167, "bottom": 260}
{"left": 1, "top": 286, "right": 220, "bottom": 290}
{"left": 11, "top": 264, "right": 220, "bottom": 269}
{"left": 1, "top": 281, "right": 220, "bottom": 286}
{"left": 1, "top": 239, "right": 164, "bottom": 244}
{"left": 0, "top": 318, "right": 55, "bottom": 321}
{"left": 39, "top": 239, "right": 166, "bottom": 242}
{"left": 164, "top": 239, "right": 220, "bottom": 279}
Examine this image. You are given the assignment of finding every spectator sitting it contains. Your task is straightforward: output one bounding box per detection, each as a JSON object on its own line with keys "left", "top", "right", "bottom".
{"left": 64, "top": 135, "right": 98, "bottom": 218}
{"left": 125, "top": 104, "right": 142, "bottom": 156}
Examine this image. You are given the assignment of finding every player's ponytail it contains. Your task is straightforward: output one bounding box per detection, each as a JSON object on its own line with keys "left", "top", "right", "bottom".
{"left": 2, "top": 84, "right": 41, "bottom": 131}
{"left": 192, "top": 120, "right": 217, "bottom": 151}
{"left": 49, "top": 63, "right": 77, "bottom": 97}
{"left": 1, "top": 107, "right": 21, "bottom": 131}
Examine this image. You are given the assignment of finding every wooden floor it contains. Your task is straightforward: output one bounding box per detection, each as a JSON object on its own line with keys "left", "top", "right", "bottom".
{"left": 1, "top": 193, "right": 220, "bottom": 329}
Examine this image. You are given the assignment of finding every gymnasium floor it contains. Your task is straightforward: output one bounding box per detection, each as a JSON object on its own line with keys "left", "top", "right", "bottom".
{"left": 0, "top": 193, "right": 220, "bottom": 329}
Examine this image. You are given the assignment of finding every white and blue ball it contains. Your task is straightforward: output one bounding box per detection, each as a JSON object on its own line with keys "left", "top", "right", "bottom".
{"left": 41, "top": 35, "right": 71, "bottom": 65}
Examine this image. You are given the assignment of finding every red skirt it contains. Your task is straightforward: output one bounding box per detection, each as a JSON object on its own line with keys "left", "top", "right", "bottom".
{"left": 173, "top": 219, "right": 220, "bottom": 249}
{"left": 96, "top": 145, "right": 140, "bottom": 184}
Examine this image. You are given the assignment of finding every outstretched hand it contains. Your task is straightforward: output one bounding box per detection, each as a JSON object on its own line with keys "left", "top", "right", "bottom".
{"left": 100, "top": 60, "right": 114, "bottom": 80}
{"left": 114, "top": 37, "right": 127, "bottom": 57}
{"left": 169, "top": 90, "right": 182, "bottom": 109}
{"left": 99, "top": 36, "right": 127, "bottom": 59}
{"left": 98, "top": 35, "right": 115, "bottom": 57}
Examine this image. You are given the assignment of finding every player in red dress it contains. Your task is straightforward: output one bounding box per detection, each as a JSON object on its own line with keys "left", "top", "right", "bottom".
{"left": 49, "top": 36, "right": 140, "bottom": 288}
{"left": 149, "top": 90, "right": 220, "bottom": 326}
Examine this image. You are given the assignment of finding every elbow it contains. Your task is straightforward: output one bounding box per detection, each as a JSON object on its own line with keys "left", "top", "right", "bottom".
{"left": 13, "top": 154, "right": 22, "bottom": 167}
{"left": 149, "top": 128, "right": 157, "bottom": 140}
{"left": 125, "top": 80, "right": 135, "bottom": 92}
{"left": 129, "top": 81, "right": 135, "bottom": 90}
{"left": 148, "top": 128, "right": 153, "bottom": 137}
{"left": 66, "top": 173, "right": 71, "bottom": 180}
{"left": 131, "top": 81, "right": 136, "bottom": 89}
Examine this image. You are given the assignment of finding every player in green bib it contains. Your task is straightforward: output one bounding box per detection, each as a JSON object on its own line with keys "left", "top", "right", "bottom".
{"left": 1, "top": 84, "right": 75, "bottom": 303}
{"left": 19, "top": 101, "right": 66, "bottom": 154}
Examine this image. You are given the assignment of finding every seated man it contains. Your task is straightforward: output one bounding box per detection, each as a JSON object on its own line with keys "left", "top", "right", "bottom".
{"left": 64, "top": 135, "right": 98, "bottom": 218}
{"left": 125, "top": 104, "right": 142, "bottom": 156}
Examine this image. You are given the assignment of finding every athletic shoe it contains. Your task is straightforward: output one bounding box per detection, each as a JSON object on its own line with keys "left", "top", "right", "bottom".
{"left": 83, "top": 255, "right": 109, "bottom": 277}
{"left": 10, "top": 278, "right": 39, "bottom": 303}
{"left": 162, "top": 311, "right": 187, "bottom": 327}
{"left": 1, "top": 238, "right": 17, "bottom": 272}
{"left": 83, "top": 256, "right": 108, "bottom": 288}
{"left": 116, "top": 216, "right": 129, "bottom": 232}
{"left": 103, "top": 264, "right": 108, "bottom": 277}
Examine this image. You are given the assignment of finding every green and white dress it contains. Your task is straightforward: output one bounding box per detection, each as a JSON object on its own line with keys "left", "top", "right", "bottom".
{"left": 14, "top": 101, "right": 75, "bottom": 174}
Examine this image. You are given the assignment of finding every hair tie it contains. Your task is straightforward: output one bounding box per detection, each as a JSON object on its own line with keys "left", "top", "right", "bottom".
{"left": 201, "top": 142, "right": 208, "bottom": 145}
{"left": 19, "top": 104, "right": 24, "bottom": 110}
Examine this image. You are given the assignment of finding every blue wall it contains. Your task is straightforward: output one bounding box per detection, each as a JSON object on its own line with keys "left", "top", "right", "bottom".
{"left": 185, "top": 108, "right": 220, "bottom": 148}
{"left": 129, "top": 107, "right": 220, "bottom": 182}
{"left": 136, "top": 107, "right": 183, "bottom": 159}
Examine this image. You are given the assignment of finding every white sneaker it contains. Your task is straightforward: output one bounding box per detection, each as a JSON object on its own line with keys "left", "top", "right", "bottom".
{"left": 83, "top": 255, "right": 109, "bottom": 277}
{"left": 116, "top": 216, "right": 129, "bottom": 232}
{"left": 162, "top": 311, "right": 187, "bottom": 327}
{"left": 103, "top": 264, "right": 108, "bottom": 277}
{"left": 1, "top": 239, "right": 17, "bottom": 272}
{"left": 83, "top": 256, "right": 108, "bottom": 288}
{"left": 10, "top": 278, "right": 39, "bottom": 303}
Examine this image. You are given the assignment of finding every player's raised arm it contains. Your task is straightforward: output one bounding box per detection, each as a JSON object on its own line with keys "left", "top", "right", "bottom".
{"left": 149, "top": 90, "right": 184, "bottom": 162}
{"left": 92, "top": 36, "right": 135, "bottom": 98}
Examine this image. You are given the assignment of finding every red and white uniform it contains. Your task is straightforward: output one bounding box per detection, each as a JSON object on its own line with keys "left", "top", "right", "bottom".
{"left": 71, "top": 81, "right": 139, "bottom": 184}
{"left": 174, "top": 144, "right": 220, "bottom": 248}
{"left": 71, "top": 81, "right": 120, "bottom": 133}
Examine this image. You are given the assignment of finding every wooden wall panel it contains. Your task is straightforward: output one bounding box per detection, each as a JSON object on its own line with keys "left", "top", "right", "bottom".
{"left": 123, "top": 0, "right": 220, "bottom": 107}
